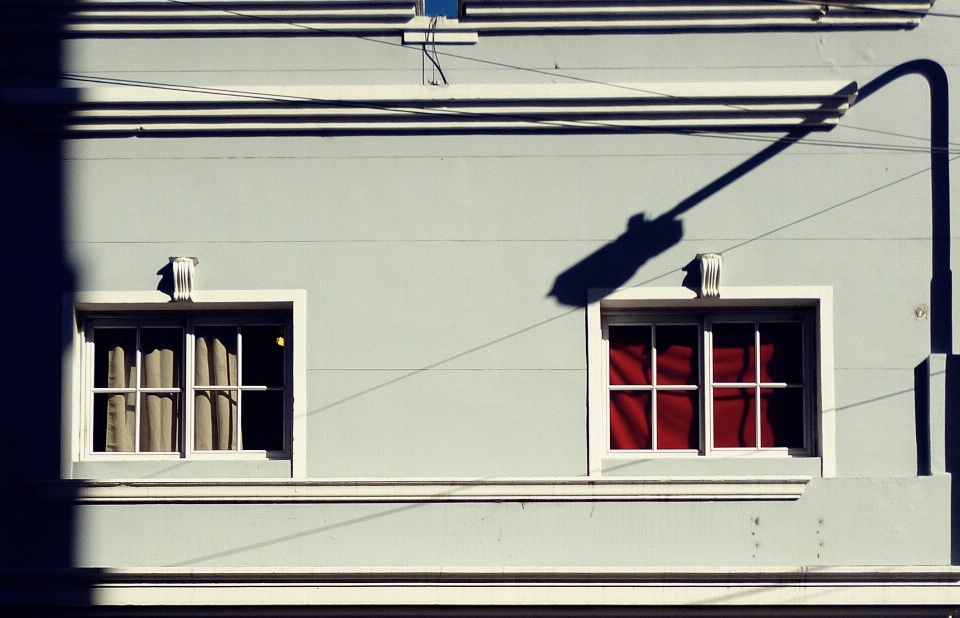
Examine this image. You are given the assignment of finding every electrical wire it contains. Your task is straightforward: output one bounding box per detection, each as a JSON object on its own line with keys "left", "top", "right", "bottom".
{"left": 157, "top": 0, "right": 960, "bottom": 151}
{"left": 2, "top": 0, "right": 956, "bottom": 154}
{"left": 4, "top": 67, "right": 955, "bottom": 156}
{"left": 768, "top": 0, "right": 960, "bottom": 20}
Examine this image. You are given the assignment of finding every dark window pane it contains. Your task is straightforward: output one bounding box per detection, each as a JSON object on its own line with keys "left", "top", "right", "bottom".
{"left": 242, "top": 325, "right": 285, "bottom": 387}
{"left": 712, "top": 323, "right": 756, "bottom": 384}
{"left": 759, "top": 322, "right": 804, "bottom": 384}
{"left": 140, "top": 393, "right": 180, "bottom": 452}
{"left": 94, "top": 328, "right": 136, "bottom": 389}
{"left": 140, "top": 328, "right": 182, "bottom": 389}
{"left": 609, "top": 326, "right": 651, "bottom": 386}
{"left": 713, "top": 388, "right": 757, "bottom": 448}
{"left": 656, "top": 391, "right": 699, "bottom": 449}
{"left": 655, "top": 325, "right": 698, "bottom": 386}
{"left": 610, "top": 391, "right": 651, "bottom": 449}
{"left": 242, "top": 390, "right": 284, "bottom": 451}
{"left": 92, "top": 393, "right": 109, "bottom": 452}
{"left": 761, "top": 387, "right": 805, "bottom": 448}
{"left": 195, "top": 327, "right": 238, "bottom": 387}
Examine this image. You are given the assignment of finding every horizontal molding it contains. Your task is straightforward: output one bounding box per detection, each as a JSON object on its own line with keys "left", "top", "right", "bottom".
{"left": 460, "top": 0, "right": 932, "bottom": 31}
{"left": 2, "top": 567, "right": 960, "bottom": 608}
{"left": 0, "top": 0, "right": 930, "bottom": 36}
{"left": 1, "top": 0, "right": 420, "bottom": 35}
{"left": 3, "top": 81, "right": 857, "bottom": 136}
{"left": 37, "top": 476, "right": 812, "bottom": 503}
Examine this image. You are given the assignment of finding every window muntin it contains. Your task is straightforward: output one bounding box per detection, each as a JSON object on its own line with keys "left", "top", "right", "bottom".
{"left": 604, "top": 309, "right": 813, "bottom": 457}
{"left": 85, "top": 314, "right": 291, "bottom": 459}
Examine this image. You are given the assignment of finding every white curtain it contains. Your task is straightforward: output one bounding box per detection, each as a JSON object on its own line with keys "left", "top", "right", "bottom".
{"left": 194, "top": 331, "right": 240, "bottom": 450}
{"left": 104, "top": 331, "right": 180, "bottom": 452}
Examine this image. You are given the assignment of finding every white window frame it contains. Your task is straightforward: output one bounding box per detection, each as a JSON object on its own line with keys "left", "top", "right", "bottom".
{"left": 64, "top": 290, "right": 307, "bottom": 478}
{"left": 587, "top": 286, "right": 835, "bottom": 478}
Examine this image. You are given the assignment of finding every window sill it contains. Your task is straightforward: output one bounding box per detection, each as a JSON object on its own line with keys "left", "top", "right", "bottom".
{"left": 36, "top": 476, "right": 810, "bottom": 504}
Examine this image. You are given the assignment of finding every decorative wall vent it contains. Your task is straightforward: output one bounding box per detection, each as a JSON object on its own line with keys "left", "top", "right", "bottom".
{"left": 170, "top": 257, "right": 198, "bottom": 302}
{"left": 698, "top": 253, "right": 722, "bottom": 298}
{"left": 3, "top": 81, "right": 858, "bottom": 136}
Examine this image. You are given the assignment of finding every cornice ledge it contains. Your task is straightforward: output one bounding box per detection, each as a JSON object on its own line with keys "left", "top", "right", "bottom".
{"left": 3, "top": 81, "right": 858, "bottom": 136}
{"left": 3, "top": 566, "right": 960, "bottom": 608}
{"left": 0, "top": 0, "right": 932, "bottom": 36}
{"left": 460, "top": 0, "right": 933, "bottom": 32}
{"left": 36, "top": 475, "right": 812, "bottom": 503}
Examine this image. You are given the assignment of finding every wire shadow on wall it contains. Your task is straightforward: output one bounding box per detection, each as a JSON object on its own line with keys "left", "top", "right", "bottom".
{"left": 547, "top": 127, "right": 814, "bottom": 308}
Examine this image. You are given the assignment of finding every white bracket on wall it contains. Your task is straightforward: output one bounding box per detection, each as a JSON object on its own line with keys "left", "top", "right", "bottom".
{"left": 698, "top": 253, "right": 722, "bottom": 298}
{"left": 169, "top": 257, "right": 199, "bottom": 302}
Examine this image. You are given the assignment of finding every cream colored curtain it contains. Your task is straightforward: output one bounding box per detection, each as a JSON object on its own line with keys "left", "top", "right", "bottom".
{"left": 105, "top": 340, "right": 136, "bottom": 452}
{"left": 104, "top": 329, "right": 180, "bottom": 452}
{"left": 194, "top": 330, "right": 240, "bottom": 450}
{"left": 141, "top": 339, "right": 179, "bottom": 452}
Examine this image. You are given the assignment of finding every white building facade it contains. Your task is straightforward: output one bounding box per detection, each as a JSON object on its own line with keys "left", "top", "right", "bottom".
{"left": 1, "top": 0, "right": 959, "bottom": 615}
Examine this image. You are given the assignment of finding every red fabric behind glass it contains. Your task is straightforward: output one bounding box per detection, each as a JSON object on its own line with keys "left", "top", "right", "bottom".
{"left": 609, "top": 326, "right": 651, "bottom": 385}
{"left": 655, "top": 325, "right": 698, "bottom": 385}
{"left": 713, "top": 388, "right": 759, "bottom": 447}
{"left": 656, "top": 391, "right": 698, "bottom": 449}
{"left": 610, "top": 391, "right": 651, "bottom": 449}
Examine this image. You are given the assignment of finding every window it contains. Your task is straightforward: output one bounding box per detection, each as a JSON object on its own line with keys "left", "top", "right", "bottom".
{"left": 422, "top": 0, "right": 458, "bottom": 17}
{"left": 588, "top": 287, "right": 836, "bottom": 477}
{"left": 69, "top": 291, "right": 307, "bottom": 477}
{"left": 86, "top": 316, "right": 289, "bottom": 457}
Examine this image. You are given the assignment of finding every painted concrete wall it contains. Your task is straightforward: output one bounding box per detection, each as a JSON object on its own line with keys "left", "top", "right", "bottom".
{"left": 4, "top": 14, "right": 958, "bottom": 570}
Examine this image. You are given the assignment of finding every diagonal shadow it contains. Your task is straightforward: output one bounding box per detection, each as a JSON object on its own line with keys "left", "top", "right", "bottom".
{"left": 547, "top": 129, "right": 814, "bottom": 307}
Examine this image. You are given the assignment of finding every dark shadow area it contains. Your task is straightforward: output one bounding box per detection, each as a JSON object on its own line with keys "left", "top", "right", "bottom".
{"left": 548, "top": 128, "right": 813, "bottom": 307}
{"left": 948, "top": 355, "right": 960, "bottom": 564}
{"left": 856, "top": 60, "right": 958, "bottom": 565}
{"left": 915, "top": 358, "right": 932, "bottom": 477}
{"left": 156, "top": 261, "right": 175, "bottom": 298}
{"left": 855, "top": 60, "right": 952, "bottom": 356}
{"left": 0, "top": 0, "right": 85, "bottom": 607}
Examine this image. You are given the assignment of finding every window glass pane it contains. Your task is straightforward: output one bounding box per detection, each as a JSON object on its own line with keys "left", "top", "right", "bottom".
{"left": 242, "top": 391, "right": 284, "bottom": 451}
{"left": 655, "top": 325, "right": 698, "bottom": 385}
{"left": 140, "top": 393, "right": 180, "bottom": 452}
{"left": 94, "top": 328, "right": 136, "bottom": 389}
{"left": 759, "top": 322, "right": 804, "bottom": 384}
{"left": 712, "top": 323, "right": 756, "bottom": 384}
{"left": 195, "top": 390, "right": 238, "bottom": 450}
{"left": 195, "top": 327, "right": 238, "bottom": 387}
{"left": 140, "top": 328, "right": 182, "bottom": 389}
{"left": 656, "top": 391, "right": 699, "bottom": 449}
{"left": 713, "top": 388, "right": 757, "bottom": 448}
{"left": 242, "top": 325, "right": 285, "bottom": 388}
{"left": 610, "top": 391, "right": 651, "bottom": 449}
{"left": 761, "top": 387, "right": 804, "bottom": 448}
{"left": 609, "top": 326, "right": 651, "bottom": 386}
{"left": 94, "top": 392, "right": 136, "bottom": 452}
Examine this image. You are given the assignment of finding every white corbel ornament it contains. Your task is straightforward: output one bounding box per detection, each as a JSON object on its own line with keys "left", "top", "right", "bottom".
{"left": 169, "top": 257, "right": 199, "bottom": 302}
{"left": 698, "top": 253, "right": 722, "bottom": 298}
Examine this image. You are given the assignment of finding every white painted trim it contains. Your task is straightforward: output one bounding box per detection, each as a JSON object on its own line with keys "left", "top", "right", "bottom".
{"left": 460, "top": 0, "right": 931, "bottom": 31}
{"left": 587, "top": 286, "right": 836, "bottom": 478}
{"left": 4, "top": 81, "right": 857, "bottom": 136}
{"left": 2, "top": 566, "right": 960, "bottom": 607}
{"left": 67, "top": 290, "right": 307, "bottom": 479}
{"left": 35, "top": 476, "right": 811, "bottom": 503}
{"left": 0, "top": 0, "right": 930, "bottom": 35}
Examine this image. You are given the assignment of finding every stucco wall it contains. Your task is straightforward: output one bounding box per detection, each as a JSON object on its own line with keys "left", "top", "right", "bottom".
{"left": 23, "top": 19, "right": 960, "bottom": 567}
